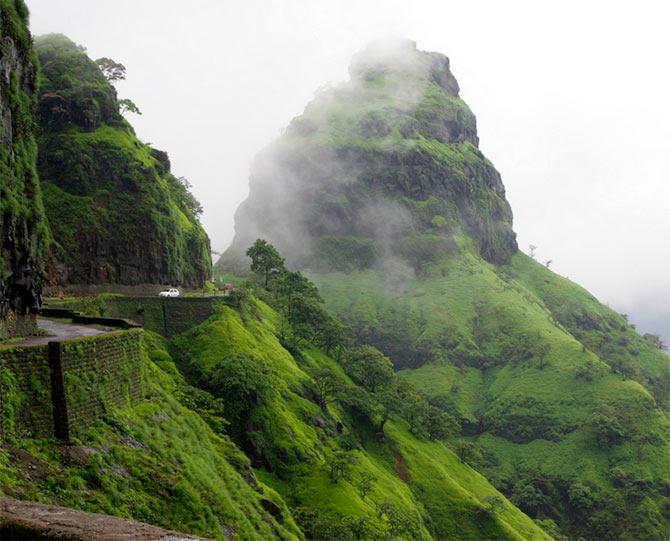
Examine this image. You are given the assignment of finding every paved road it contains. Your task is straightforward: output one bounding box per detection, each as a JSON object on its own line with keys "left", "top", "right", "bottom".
{"left": 2, "top": 317, "right": 113, "bottom": 347}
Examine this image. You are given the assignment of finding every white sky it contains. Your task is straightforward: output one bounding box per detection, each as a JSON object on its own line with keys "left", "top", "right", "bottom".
{"left": 26, "top": 0, "right": 669, "bottom": 340}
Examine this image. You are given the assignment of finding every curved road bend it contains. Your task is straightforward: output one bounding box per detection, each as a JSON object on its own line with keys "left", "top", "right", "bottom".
{"left": 1, "top": 318, "right": 113, "bottom": 347}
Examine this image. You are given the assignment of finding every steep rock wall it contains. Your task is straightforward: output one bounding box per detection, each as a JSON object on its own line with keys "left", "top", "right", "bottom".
{"left": 35, "top": 34, "right": 211, "bottom": 288}
{"left": 0, "top": 0, "right": 48, "bottom": 338}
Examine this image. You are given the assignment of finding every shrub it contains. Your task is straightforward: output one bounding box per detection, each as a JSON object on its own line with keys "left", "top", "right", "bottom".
{"left": 342, "top": 345, "right": 395, "bottom": 392}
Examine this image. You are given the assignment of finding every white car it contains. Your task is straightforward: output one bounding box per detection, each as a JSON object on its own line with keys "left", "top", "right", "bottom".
{"left": 159, "top": 288, "right": 180, "bottom": 297}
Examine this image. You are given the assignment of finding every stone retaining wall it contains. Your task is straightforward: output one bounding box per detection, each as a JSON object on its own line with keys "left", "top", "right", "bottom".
{"left": 103, "top": 296, "right": 226, "bottom": 337}
{"left": 0, "top": 329, "right": 143, "bottom": 441}
{"left": 0, "top": 312, "right": 38, "bottom": 341}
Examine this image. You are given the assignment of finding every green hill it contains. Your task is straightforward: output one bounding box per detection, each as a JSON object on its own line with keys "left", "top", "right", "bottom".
{"left": 218, "top": 39, "right": 670, "bottom": 540}
{"left": 34, "top": 34, "right": 211, "bottom": 287}
{"left": 312, "top": 249, "right": 669, "bottom": 540}
{"left": 168, "top": 292, "right": 550, "bottom": 540}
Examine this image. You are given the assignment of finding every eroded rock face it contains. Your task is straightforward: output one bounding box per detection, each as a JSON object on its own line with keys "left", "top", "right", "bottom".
{"left": 220, "top": 39, "right": 516, "bottom": 274}
{"left": 0, "top": 497, "right": 211, "bottom": 540}
{"left": 0, "top": 1, "right": 47, "bottom": 337}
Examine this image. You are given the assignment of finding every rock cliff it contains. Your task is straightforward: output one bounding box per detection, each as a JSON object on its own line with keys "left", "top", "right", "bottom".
{"left": 35, "top": 34, "right": 211, "bottom": 287}
{"left": 0, "top": 0, "right": 48, "bottom": 337}
{"left": 220, "top": 39, "right": 517, "bottom": 275}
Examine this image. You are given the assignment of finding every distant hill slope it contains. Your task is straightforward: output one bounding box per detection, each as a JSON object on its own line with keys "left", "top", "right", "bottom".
{"left": 312, "top": 250, "right": 669, "bottom": 540}
{"left": 35, "top": 34, "right": 210, "bottom": 287}
{"left": 0, "top": 0, "right": 48, "bottom": 326}
{"left": 218, "top": 39, "right": 670, "bottom": 540}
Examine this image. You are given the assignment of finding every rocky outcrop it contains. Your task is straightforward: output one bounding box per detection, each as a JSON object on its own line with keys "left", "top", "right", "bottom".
{"left": 35, "top": 34, "right": 211, "bottom": 288}
{"left": 0, "top": 497, "right": 210, "bottom": 540}
{"left": 220, "top": 39, "right": 517, "bottom": 274}
{"left": 0, "top": 0, "right": 48, "bottom": 338}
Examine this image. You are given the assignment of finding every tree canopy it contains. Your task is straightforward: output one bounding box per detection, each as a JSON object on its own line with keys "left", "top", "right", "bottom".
{"left": 246, "top": 239, "right": 285, "bottom": 288}
{"left": 95, "top": 57, "right": 126, "bottom": 82}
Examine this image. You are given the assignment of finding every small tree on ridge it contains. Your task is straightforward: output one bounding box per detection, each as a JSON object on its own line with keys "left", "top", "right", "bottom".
{"left": 246, "top": 239, "right": 285, "bottom": 288}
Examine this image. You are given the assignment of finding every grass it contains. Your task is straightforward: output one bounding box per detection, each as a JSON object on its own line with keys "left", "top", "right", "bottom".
{"left": 168, "top": 297, "right": 551, "bottom": 540}
{"left": 0, "top": 331, "right": 301, "bottom": 540}
{"left": 311, "top": 246, "right": 670, "bottom": 540}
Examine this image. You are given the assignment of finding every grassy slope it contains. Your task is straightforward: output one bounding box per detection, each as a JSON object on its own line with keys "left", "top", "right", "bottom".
{"left": 0, "top": 332, "right": 300, "bottom": 540}
{"left": 169, "top": 299, "right": 550, "bottom": 540}
{"left": 311, "top": 248, "right": 670, "bottom": 540}
{"left": 511, "top": 254, "right": 670, "bottom": 410}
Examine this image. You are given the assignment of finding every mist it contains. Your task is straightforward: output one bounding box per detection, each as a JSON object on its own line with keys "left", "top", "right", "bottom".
{"left": 25, "top": 0, "right": 670, "bottom": 343}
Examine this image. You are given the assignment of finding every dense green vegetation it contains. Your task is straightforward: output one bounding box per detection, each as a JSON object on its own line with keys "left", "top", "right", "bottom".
{"left": 310, "top": 247, "right": 670, "bottom": 540}
{"left": 3, "top": 7, "right": 667, "bottom": 538}
{"left": 0, "top": 0, "right": 48, "bottom": 323}
{"left": 34, "top": 34, "right": 210, "bottom": 287}
{"left": 0, "top": 331, "right": 299, "bottom": 539}
{"left": 171, "top": 246, "right": 550, "bottom": 540}
{"left": 2, "top": 245, "right": 550, "bottom": 539}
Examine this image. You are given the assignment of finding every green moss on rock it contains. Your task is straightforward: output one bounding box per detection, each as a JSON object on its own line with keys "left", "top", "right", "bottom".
{"left": 0, "top": 0, "right": 49, "bottom": 329}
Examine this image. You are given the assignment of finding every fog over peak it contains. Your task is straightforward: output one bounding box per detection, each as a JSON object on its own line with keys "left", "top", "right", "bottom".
{"left": 25, "top": 0, "right": 670, "bottom": 343}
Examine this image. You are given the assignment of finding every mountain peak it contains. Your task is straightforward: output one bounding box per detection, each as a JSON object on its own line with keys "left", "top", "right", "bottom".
{"left": 349, "top": 38, "right": 460, "bottom": 96}
{"left": 221, "top": 41, "right": 516, "bottom": 274}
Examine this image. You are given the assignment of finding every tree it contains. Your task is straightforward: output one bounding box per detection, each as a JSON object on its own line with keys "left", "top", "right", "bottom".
{"left": 205, "top": 353, "right": 276, "bottom": 425}
{"left": 529, "top": 244, "right": 537, "bottom": 259}
{"left": 543, "top": 259, "right": 552, "bottom": 268}
{"left": 424, "top": 405, "right": 459, "bottom": 441}
{"left": 95, "top": 57, "right": 126, "bottom": 82}
{"left": 575, "top": 359, "right": 600, "bottom": 382}
{"left": 511, "top": 479, "right": 547, "bottom": 515}
{"left": 455, "top": 440, "right": 478, "bottom": 464}
{"left": 316, "top": 315, "right": 346, "bottom": 357}
{"left": 403, "top": 392, "right": 431, "bottom": 437}
{"left": 343, "top": 515, "right": 375, "bottom": 541}
{"left": 568, "top": 482, "right": 595, "bottom": 512}
{"left": 277, "top": 270, "right": 320, "bottom": 323}
{"left": 329, "top": 451, "right": 356, "bottom": 483}
{"left": 343, "top": 345, "right": 395, "bottom": 392}
{"left": 480, "top": 495, "right": 504, "bottom": 517}
{"left": 311, "top": 367, "right": 340, "bottom": 411}
{"left": 536, "top": 341, "right": 550, "bottom": 370}
{"left": 119, "top": 98, "right": 142, "bottom": 116}
{"left": 375, "top": 501, "right": 419, "bottom": 539}
{"left": 173, "top": 176, "right": 203, "bottom": 217}
{"left": 589, "top": 407, "right": 625, "bottom": 447}
{"left": 643, "top": 333, "right": 667, "bottom": 351}
{"left": 355, "top": 471, "right": 377, "bottom": 500}
{"left": 339, "top": 385, "right": 379, "bottom": 427}
{"left": 246, "top": 239, "right": 285, "bottom": 288}
{"left": 376, "top": 385, "right": 403, "bottom": 434}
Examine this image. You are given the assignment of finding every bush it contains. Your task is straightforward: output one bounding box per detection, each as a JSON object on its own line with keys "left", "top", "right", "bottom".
{"left": 588, "top": 406, "right": 625, "bottom": 447}
{"left": 342, "top": 345, "right": 395, "bottom": 392}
